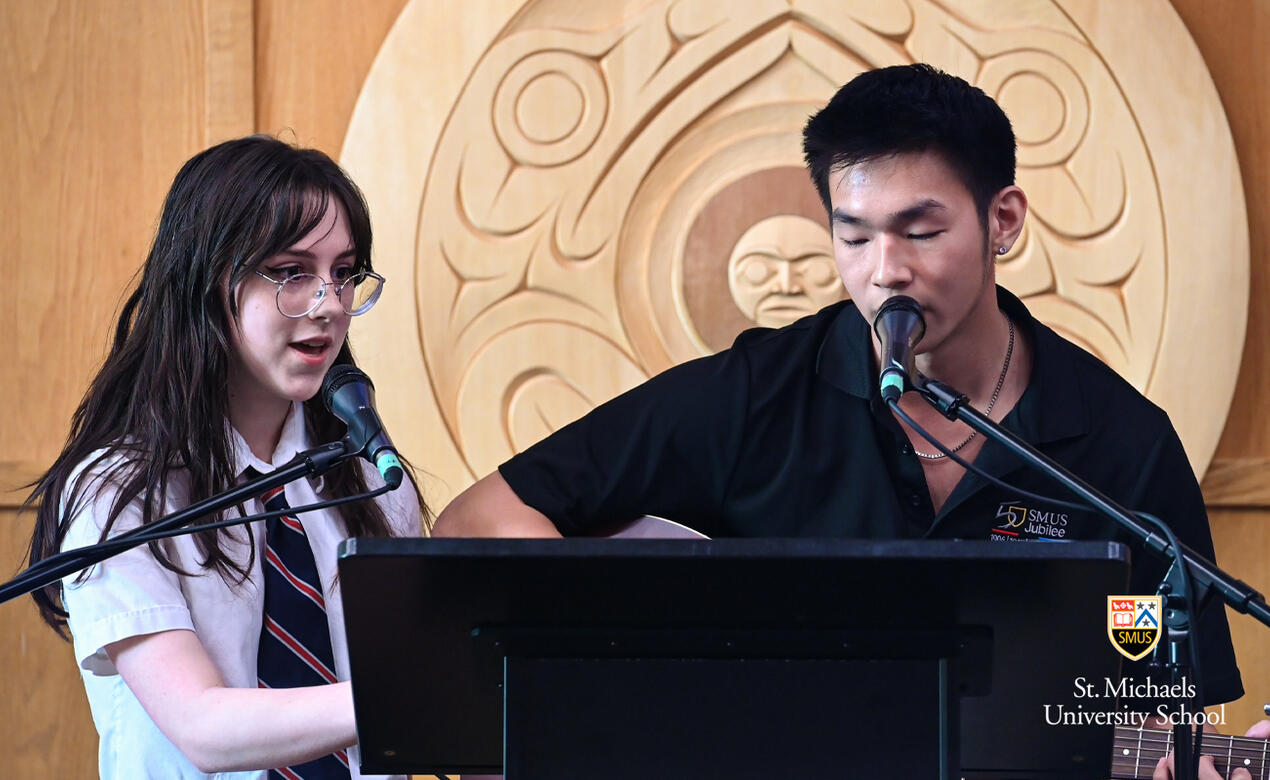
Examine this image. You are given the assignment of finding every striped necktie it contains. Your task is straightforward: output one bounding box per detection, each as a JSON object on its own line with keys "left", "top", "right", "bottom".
{"left": 254, "top": 477, "right": 352, "bottom": 779}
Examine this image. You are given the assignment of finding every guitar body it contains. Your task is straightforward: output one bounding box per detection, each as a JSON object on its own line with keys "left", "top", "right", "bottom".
{"left": 600, "top": 515, "right": 709, "bottom": 540}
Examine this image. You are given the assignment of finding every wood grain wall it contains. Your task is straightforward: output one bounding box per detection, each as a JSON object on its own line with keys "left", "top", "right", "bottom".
{"left": 0, "top": 0, "right": 1266, "bottom": 774}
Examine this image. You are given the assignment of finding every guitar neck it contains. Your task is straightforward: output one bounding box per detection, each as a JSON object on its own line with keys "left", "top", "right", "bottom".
{"left": 1111, "top": 726, "right": 1269, "bottom": 779}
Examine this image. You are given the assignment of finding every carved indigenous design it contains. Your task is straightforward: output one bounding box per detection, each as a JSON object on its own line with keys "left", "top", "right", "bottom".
{"left": 343, "top": 0, "right": 1247, "bottom": 499}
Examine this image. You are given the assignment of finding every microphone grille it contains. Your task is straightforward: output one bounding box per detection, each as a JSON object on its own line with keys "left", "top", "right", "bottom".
{"left": 873, "top": 295, "right": 926, "bottom": 341}
{"left": 876, "top": 295, "right": 922, "bottom": 317}
{"left": 321, "top": 364, "right": 372, "bottom": 412}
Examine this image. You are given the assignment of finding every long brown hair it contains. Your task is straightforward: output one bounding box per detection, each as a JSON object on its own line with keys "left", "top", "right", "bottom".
{"left": 24, "top": 135, "right": 429, "bottom": 634}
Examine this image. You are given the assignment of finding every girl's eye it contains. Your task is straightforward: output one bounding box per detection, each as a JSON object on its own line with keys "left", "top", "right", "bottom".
{"left": 908, "top": 230, "right": 943, "bottom": 241}
{"left": 841, "top": 238, "right": 868, "bottom": 248}
{"left": 332, "top": 266, "right": 356, "bottom": 282}
{"left": 268, "top": 265, "right": 305, "bottom": 279}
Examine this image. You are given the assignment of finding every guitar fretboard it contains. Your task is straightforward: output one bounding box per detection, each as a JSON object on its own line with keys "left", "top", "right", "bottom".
{"left": 1110, "top": 726, "right": 1269, "bottom": 779}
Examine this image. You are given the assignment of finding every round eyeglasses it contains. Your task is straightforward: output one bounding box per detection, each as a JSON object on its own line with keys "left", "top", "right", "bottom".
{"left": 254, "top": 270, "right": 386, "bottom": 318}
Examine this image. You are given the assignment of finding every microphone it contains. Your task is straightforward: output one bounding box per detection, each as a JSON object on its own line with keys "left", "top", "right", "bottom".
{"left": 873, "top": 295, "right": 926, "bottom": 404}
{"left": 322, "top": 364, "right": 404, "bottom": 489}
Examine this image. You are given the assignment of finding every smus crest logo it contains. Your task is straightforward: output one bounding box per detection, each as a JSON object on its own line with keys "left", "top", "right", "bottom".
{"left": 990, "top": 500, "right": 1069, "bottom": 541}
{"left": 1107, "top": 596, "right": 1162, "bottom": 660}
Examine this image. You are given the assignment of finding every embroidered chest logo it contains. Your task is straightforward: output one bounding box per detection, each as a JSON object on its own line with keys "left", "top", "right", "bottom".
{"left": 990, "top": 500, "right": 1070, "bottom": 541}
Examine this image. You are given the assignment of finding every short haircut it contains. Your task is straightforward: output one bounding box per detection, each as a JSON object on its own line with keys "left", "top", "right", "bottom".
{"left": 802, "top": 63, "right": 1016, "bottom": 221}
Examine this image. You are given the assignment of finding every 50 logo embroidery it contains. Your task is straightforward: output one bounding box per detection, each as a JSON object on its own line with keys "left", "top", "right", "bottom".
{"left": 991, "top": 500, "right": 1069, "bottom": 541}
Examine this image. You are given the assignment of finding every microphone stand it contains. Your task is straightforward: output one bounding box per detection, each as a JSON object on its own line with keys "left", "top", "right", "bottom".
{"left": 914, "top": 376, "right": 1270, "bottom": 780}
{"left": 0, "top": 441, "right": 349, "bottom": 606}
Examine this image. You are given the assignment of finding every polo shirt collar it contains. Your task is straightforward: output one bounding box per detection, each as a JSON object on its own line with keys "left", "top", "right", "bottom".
{"left": 814, "top": 287, "right": 1091, "bottom": 444}
{"left": 815, "top": 300, "right": 874, "bottom": 399}
{"left": 1000, "top": 288, "right": 1089, "bottom": 444}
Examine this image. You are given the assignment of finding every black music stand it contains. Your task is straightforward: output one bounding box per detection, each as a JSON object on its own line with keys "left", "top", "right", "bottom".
{"left": 338, "top": 538, "right": 1129, "bottom": 779}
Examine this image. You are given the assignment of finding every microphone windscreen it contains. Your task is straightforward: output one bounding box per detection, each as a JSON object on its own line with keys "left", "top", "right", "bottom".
{"left": 322, "top": 364, "right": 371, "bottom": 414}
{"left": 873, "top": 295, "right": 923, "bottom": 332}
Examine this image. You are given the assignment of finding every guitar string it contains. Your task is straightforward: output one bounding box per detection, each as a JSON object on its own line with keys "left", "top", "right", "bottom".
{"left": 1114, "top": 728, "right": 1268, "bottom": 748}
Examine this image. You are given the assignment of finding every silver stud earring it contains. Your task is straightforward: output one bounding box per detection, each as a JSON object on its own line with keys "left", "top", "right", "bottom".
{"left": 996, "top": 246, "right": 1009, "bottom": 255}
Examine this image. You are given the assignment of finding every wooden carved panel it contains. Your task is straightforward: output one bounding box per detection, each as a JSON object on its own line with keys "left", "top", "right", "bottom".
{"left": 342, "top": 0, "right": 1247, "bottom": 507}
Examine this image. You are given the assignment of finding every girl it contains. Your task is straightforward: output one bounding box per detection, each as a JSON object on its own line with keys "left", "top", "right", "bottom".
{"left": 24, "top": 135, "right": 427, "bottom": 779}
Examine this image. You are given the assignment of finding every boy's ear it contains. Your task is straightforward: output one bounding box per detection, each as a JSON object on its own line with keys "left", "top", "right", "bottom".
{"left": 988, "top": 185, "right": 1028, "bottom": 252}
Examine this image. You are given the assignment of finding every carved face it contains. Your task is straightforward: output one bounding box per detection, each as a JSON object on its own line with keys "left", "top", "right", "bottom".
{"left": 727, "top": 215, "right": 843, "bottom": 328}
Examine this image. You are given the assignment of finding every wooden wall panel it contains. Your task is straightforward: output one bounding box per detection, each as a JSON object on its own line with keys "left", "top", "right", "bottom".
{"left": 254, "top": 0, "right": 409, "bottom": 155}
{"left": 0, "top": 507, "right": 96, "bottom": 778}
{"left": 0, "top": 0, "right": 208, "bottom": 504}
{"left": 206, "top": 0, "right": 257, "bottom": 143}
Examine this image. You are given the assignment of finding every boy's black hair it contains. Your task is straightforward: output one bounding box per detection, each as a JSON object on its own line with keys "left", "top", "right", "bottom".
{"left": 802, "top": 63, "right": 1016, "bottom": 221}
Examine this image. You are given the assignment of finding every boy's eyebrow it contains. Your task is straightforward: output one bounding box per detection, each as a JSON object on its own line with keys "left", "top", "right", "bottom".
{"left": 831, "top": 199, "right": 947, "bottom": 228}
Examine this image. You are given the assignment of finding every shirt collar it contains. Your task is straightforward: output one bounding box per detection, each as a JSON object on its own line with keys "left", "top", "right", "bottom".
{"left": 815, "top": 300, "right": 874, "bottom": 399}
{"left": 815, "top": 287, "right": 1091, "bottom": 444}
{"left": 1001, "top": 288, "right": 1089, "bottom": 444}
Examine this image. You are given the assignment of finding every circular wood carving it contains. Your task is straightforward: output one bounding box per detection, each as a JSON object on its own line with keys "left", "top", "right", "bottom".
{"left": 342, "top": 0, "right": 1248, "bottom": 506}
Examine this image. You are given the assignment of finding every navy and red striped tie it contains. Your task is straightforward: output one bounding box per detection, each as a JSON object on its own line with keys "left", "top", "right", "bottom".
{"left": 255, "top": 478, "right": 351, "bottom": 779}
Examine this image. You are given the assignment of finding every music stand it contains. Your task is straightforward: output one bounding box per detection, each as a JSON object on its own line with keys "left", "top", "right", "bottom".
{"left": 338, "top": 538, "right": 1128, "bottom": 778}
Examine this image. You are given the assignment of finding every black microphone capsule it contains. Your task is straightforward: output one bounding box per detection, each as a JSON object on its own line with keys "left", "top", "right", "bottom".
{"left": 322, "top": 364, "right": 404, "bottom": 489}
{"left": 873, "top": 296, "right": 926, "bottom": 403}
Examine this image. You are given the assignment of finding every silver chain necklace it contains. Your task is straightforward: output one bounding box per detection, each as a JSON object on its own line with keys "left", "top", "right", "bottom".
{"left": 912, "top": 317, "right": 1015, "bottom": 461}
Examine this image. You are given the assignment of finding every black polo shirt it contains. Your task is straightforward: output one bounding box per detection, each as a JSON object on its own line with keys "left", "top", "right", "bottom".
{"left": 500, "top": 288, "right": 1242, "bottom": 704}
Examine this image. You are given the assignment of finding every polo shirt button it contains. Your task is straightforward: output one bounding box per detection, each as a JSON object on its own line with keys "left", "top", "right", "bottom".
{"left": 909, "top": 492, "right": 922, "bottom": 507}
{"left": 900, "top": 443, "right": 913, "bottom": 455}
